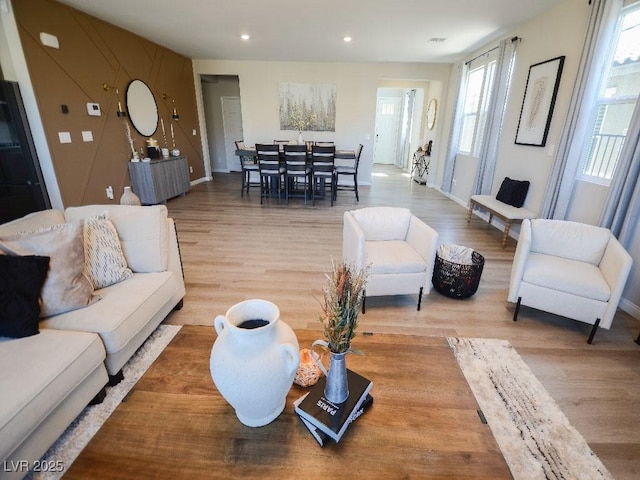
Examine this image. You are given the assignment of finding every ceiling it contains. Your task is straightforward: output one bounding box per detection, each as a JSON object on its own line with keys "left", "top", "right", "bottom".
{"left": 57, "top": 0, "right": 566, "bottom": 63}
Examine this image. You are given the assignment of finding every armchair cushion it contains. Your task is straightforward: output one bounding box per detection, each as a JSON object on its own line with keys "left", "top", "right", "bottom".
{"left": 366, "top": 241, "right": 427, "bottom": 275}
{"left": 523, "top": 253, "right": 610, "bottom": 302}
{"left": 530, "top": 219, "right": 611, "bottom": 264}
{"left": 351, "top": 207, "right": 411, "bottom": 241}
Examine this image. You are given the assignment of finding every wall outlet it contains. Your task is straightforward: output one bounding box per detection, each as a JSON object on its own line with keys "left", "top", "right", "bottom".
{"left": 106, "top": 186, "right": 114, "bottom": 199}
{"left": 189, "top": 166, "right": 193, "bottom": 173}
{"left": 192, "top": 129, "right": 197, "bottom": 136}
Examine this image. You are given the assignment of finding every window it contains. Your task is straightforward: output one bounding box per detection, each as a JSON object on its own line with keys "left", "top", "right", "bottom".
{"left": 580, "top": 6, "right": 640, "bottom": 183}
{"left": 458, "top": 53, "right": 497, "bottom": 155}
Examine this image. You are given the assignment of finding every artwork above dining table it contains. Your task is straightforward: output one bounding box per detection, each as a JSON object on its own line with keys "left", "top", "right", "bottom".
{"left": 279, "top": 83, "right": 336, "bottom": 132}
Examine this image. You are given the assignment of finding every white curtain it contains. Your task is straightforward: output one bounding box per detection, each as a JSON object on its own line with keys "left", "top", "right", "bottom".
{"left": 472, "top": 37, "right": 519, "bottom": 195}
{"left": 599, "top": 95, "right": 640, "bottom": 246}
{"left": 540, "top": 0, "right": 622, "bottom": 219}
{"left": 441, "top": 63, "right": 467, "bottom": 193}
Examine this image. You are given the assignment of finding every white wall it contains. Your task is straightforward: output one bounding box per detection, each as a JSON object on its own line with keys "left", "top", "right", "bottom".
{"left": 438, "top": 0, "right": 591, "bottom": 213}
{"left": 192, "top": 60, "right": 450, "bottom": 186}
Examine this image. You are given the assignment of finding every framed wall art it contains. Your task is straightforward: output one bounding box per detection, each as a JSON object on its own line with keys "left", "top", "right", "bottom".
{"left": 515, "top": 56, "right": 565, "bottom": 147}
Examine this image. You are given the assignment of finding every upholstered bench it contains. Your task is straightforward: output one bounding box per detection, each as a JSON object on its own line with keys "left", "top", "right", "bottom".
{"left": 467, "top": 195, "right": 536, "bottom": 247}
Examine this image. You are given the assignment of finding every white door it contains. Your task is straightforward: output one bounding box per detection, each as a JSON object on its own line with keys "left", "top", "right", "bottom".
{"left": 221, "top": 96, "right": 243, "bottom": 171}
{"left": 373, "top": 97, "right": 402, "bottom": 164}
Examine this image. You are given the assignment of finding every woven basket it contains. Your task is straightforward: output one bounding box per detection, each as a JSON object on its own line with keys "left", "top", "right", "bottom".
{"left": 432, "top": 250, "right": 484, "bottom": 299}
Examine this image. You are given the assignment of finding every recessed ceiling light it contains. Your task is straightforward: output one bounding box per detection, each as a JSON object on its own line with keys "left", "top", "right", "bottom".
{"left": 343, "top": 36, "right": 352, "bottom": 43}
{"left": 428, "top": 37, "right": 447, "bottom": 43}
{"left": 241, "top": 34, "right": 250, "bottom": 41}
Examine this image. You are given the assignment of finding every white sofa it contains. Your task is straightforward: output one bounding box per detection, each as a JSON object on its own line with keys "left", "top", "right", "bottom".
{"left": 0, "top": 205, "right": 185, "bottom": 479}
{"left": 508, "top": 218, "right": 632, "bottom": 343}
{"left": 343, "top": 207, "right": 439, "bottom": 311}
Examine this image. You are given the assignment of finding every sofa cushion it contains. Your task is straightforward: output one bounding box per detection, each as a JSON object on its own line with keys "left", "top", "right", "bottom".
{"left": 0, "top": 222, "right": 96, "bottom": 317}
{"left": 0, "top": 210, "right": 65, "bottom": 237}
{"left": 351, "top": 207, "right": 411, "bottom": 241}
{"left": 0, "top": 255, "right": 50, "bottom": 338}
{"left": 530, "top": 219, "right": 611, "bottom": 265}
{"left": 366, "top": 240, "right": 427, "bottom": 275}
{"left": 523, "top": 253, "right": 610, "bottom": 302}
{"left": 0, "top": 329, "right": 106, "bottom": 460}
{"left": 82, "top": 213, "right": 133, "bottom": 289}
{"left": 496, "top": 177, "right": 530, "bottom": 208}
{"left": 40, "top": 272, "right": 177, "bottom": 356}
{"left": 65, "top": 205, "right": 169, "bottom": 273}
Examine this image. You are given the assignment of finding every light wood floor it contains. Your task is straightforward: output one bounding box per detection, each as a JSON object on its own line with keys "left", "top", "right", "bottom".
{"left": 163, "top": 164, "right": 640, "bottom": 479}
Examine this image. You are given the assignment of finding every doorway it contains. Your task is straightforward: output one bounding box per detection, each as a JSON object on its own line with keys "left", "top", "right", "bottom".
{"left": 201, "top": 75, "right": 243, "bottom": 173}
{"left": 373, "top": 87, "right": 424, "bottom": 171}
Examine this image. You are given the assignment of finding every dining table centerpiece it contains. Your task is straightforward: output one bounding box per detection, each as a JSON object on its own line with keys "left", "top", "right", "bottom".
{"left": 311, "top": 260, "right": 368, "bottom": 403}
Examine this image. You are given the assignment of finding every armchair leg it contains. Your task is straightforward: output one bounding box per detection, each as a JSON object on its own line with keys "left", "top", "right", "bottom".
{"left": 635, "top": 331, "right": 640, "bottom": 345}
{"left": 587, "top": 318, "right": 600, "bottom": 345}
{"left": 513, "top": 297, "right": 521, "bottom": 321}
{"left": 417, "top": 287, "right": 423, "bottom": 311}
{"left": 362, "top": 292, "right": 366, "bottom": 314}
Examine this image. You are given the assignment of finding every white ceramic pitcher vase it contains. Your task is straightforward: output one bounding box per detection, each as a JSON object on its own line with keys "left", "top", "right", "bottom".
{"left": 209, "top": 299, "right": 299, "bottom": 427}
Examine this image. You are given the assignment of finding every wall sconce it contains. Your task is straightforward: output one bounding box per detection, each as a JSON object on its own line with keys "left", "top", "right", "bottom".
{"left": 161, "top": 93, "right": 180, "bottom": 120}
{"left": 103, "top": 83, "right": 127, "bottom": 117}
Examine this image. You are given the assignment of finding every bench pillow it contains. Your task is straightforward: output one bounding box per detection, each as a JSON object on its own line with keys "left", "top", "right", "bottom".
{"left": 496, "top": 177, "right": 530, "bottom": 208}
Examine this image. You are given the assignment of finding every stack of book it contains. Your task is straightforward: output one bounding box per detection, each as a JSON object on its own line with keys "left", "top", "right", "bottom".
{"left": 293, "top": 369, "right": 373, "bottom": 446}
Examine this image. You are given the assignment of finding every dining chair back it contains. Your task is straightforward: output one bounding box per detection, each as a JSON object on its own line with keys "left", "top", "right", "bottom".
{"left": 283, "top": 144, "right": 311, "bottom": 204}
{"left": 335, "top": 144, "right": 363, "bottom": 202}
{"left": 235, "top": 140, "right": 259, "bottom": 197}
{"left": 314, "top": 141, "right": 335, "bottom": 146}
{"left": 310, "top": 145, "right": 336, "bottom": 206}
{"left": 256, "top": 143, "right": 284, "bottom": 204}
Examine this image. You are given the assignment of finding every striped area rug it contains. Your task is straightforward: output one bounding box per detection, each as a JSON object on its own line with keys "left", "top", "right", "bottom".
{"left": 448, "top": 337, "right": 613, "bottom": 480}
{"left": 26, "top": 324, "right": 181, "bottom": 480}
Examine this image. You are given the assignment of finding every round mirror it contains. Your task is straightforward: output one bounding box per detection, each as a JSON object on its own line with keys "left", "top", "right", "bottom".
{"left": 426, "top": 98, "right": 438, "bottom": 130}
{"left": 126, "top": 79, "right": 158, "bottom": 137}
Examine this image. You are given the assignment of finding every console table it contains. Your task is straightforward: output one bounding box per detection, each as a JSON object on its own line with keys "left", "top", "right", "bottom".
{"left": 128, "top": 156, "right": 190, "bottom": 205}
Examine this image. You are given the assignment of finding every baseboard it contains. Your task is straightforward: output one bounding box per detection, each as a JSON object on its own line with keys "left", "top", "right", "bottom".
{"left": 619, "top": 297, "right": 640, "bottom": 320}
{"left": 190, "top": 177, "right": 210, "bottom": 186}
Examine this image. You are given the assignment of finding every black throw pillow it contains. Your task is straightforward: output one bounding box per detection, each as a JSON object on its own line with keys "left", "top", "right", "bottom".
{"left": 0, "top": 255, "right": 50, "bottom": 338}
{"left": 496, "top": 177, "right": 530, "bottom": 208}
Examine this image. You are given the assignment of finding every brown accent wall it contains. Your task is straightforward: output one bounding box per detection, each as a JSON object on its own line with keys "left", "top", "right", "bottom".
{"left": 13, "top": 0, "right": 204, "bottom": 206}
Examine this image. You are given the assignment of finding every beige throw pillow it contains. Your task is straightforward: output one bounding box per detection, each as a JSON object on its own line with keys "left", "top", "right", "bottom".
{"left": 0, "top": 221, "right": 96, "bottom": 317}
{"left": 83, "top": 213, "right": 133, "bottom": 289}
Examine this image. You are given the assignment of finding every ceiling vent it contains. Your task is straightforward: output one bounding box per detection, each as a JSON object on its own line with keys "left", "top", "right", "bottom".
{"left": 428, "top": 37, "right": 447, "bottom": 43}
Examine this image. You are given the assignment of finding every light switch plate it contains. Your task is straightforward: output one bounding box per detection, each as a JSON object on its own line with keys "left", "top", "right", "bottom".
{"left": 58, "top": 131, "right": 71, "bottom": 144}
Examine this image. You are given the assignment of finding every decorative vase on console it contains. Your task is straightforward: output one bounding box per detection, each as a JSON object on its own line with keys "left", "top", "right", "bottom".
{"left": 310, "top": 261, "right": 368, "bottom": 404}
{"left": 120, "top": 186, "right": 141, "bottom": 206}
{"left": 210, "top": 299, "right": 299, "bottom": 427}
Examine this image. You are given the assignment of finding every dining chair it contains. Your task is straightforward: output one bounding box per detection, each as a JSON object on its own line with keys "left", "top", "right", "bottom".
{"left": 310, "top": 144, "right": 336, "bottom": 206}
{"left": 235, "top": 140, "right": 259, "bottom": 197}
{"left": 314, "top": 141, "right": 335, "bottom": 147}
{"left": 334, "top": 144, "right": 363, "bottom": 202}
{"left": 283, "top": 144, "right": 311, "bottom": 205}
{"left": 256, "top": 143, "right": 284, "bottom": 204}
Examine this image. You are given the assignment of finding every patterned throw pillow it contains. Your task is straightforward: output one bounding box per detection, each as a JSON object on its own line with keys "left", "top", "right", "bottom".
{"left": 83, "top": 213, "right": 133, "bottom": 289}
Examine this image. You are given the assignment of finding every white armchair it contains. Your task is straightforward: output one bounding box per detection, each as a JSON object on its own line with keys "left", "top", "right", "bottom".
{"left": 343, "top": 207, "right": 439, "bottom": 312}
{"left": 509, "top": 219, "right": 633, "bottom": 343}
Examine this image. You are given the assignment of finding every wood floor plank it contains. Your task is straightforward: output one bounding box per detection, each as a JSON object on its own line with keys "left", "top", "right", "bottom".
{"left": 160, "top": 166, "right": 640, "bottom": 479}
{"left": 69, "top": 165, "right": 639, "bottom": 479}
